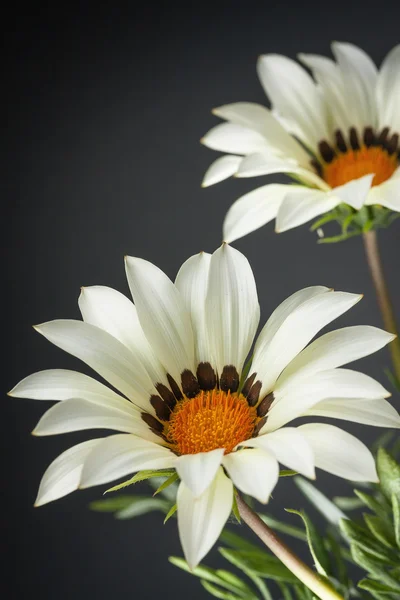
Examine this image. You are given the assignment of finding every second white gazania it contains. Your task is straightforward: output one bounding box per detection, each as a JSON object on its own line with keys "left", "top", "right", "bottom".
{"left": 202, "top": 43, "right": 400, "bottom": 241}
{"left": 10, "top": 245, "right": 399, "bottom": 568}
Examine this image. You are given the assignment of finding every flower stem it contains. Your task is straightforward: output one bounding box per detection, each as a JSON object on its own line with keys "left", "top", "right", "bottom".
{"left": 236, "top": 494, "right": 343, "bottom": 600}
{"left": 363, "top": 230, "right": 400, "bottom": 382}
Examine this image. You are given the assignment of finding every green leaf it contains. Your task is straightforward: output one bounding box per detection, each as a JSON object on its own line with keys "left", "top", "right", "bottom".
{"left": 392, "top": 494, "right": 400, "bottom": 549}
{"left": 278, "top": 582, "right": 294, "bottom": 600}
{"left": 351, "top": 545, "right": 400, "bottom": 590}
{"left": 259, "top": 513, "right": 307, "bottom": 541}
{"left": 333, "top": 496, "right": 365, "bottom": 511}
{"left": 285, "top": 509, "right": 330, "bottom": 576}
{"left": 116, "top": 496, "right": 170, "bottom": 519}
{"left": 280, "top": 470, "right": 298, "bottom": 477}
{"left": 358, "top": 580, "right": 400, "bottom": 595}
{"left": 105, "top": 469, "right": 176, "bottom": 493}
{"left": 200, "top": 580, "right": 245, "bottom": 600}
{"left": 354, "top": 490, "right": 392, "bottom": 520}
{"left": 216, "top": 570, "right": 256, "bottom": 595}
{"left": 89, "top": 495, "right": 137, "bottom": 512}
{"left": 364, "top": 513, "right": 396, "bottom": 548}
{"left": 372, "top": 431, "right": 395, "bottom": 455}
{"left": 232, "top": 494, "right": 241, "bottom": 524}
{"left": 219, "top": 548, "right": 298, "bottom": 583}
{"left": 340, "top": 519, "right": 395, "bottom": 563}
{"left": 220, "top": 530, "right": 262, "bottom": 553}
{"left": 164, "top": 503, "right": 177, "bottom": 524}
{"left": 377, "top": 448, "right": 400, "bottom": 503}
{"left": 325, "top": 530, "right": 349, "bottom": 591}
{"left": 153, "top": 472, "right": 179, "bottom": 496}
{"left": 295, "top": 477, "right": 347, "bottom": 526}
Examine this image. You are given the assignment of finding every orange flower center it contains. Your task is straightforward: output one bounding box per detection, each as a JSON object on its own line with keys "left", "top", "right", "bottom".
{"left": 164, "top": 389, "right": 258, "bottom": 455}
{"left": 323, "top": 146, "right": 397, "bottom": 188}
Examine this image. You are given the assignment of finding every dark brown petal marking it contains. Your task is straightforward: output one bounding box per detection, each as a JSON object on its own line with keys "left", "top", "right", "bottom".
{"left": 386, "top": 133, "right": 399, "bottom": 155}
{"left": 335, "top": 129, "right": 347, "bottom": 153}
{"left": 363, "top": 127, "right": 376, "bottom": 148}
{"left": 196, "top": 362, "right": 217, "bottom": 391}
{"left": 349, "top": 127, "right": 360, "bottom": 151}
{"left": 241, "top": 372, "right": 256, "bottom": 398}
{"left": 257, "top": 392, "right": 274, "bottom": 417}
{"left": 377, "top": 127, "right": 390, "bottom": 146}
{"left": 252, "top": 417, "right": 267, "bottom": 437}
{"left": 166, "top": 374, "right": 183, "bottom": 401}
{"left": 181, "top": 369, "right": 200, "bottom": 398}
{"left": 310, "top": 158, "right": 322, "bottom": 177}
{"left": 156, "top": 383, "right": 177, "bottom": 409}
{"left": 150, "top": 395, "right": 171, "bottom": 421}
{"left": 141, "top": 412, "right": 163, "bottom": 432}
{"left": 219, "top": 365, "right": 239, "bottom": 393}
{"left": 246, "top": 380, "right": 262, "bottom": 407}
{"left": 318, "top": 141, "right": 336, "bottom": 163}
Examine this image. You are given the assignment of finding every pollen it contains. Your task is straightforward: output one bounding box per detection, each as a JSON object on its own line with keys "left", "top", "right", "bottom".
{"left": 323, "top": 146, "right": 397, "bottom": 188}
{"left": 165, "top": 389, "right": 258, "bottom": 455}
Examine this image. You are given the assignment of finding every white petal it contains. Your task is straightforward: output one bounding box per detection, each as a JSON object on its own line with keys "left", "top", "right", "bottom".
{"left": 212, "top": 102, "right": 310, "bottom": 167}
{"left": 331, "top": 42, "right": 378, "bottom": 129}
{"left": 35, "top": 439, "right": 102, "bottom": 506}
{"left": 298, "top": 424, "right": 378, "bottom": 482}
{"left": 240, "top": 428, "right": 315, "bottom": 479}
{"left": 80, "top": 434, "right": 176, "bottom": 488}
{"left": 269, "top": 368, "right": 391, "bottom": 431}
{"left": 34, "top": 321, "right": 155, "bottom": 412}
{"left": 257, "top": 54, "right": 328, "bottom": 149}
{"left": 201, "top": 122, "right": 269, "bottom": 154}
{"left": 365, "top": 174, "right": 400, "bottom": 211}
{"left": 276, "top": 188, "right": 340, "bottom": 233}
{"left": 223, "top": 184, "right": 289, "bottom": 243}
{"left": 376, "top": 44, "right": 400, "bottom": 132}
{"left": 8, "top": 369, "right": 134, "bottom": 413}
{"left": 32, "top": 398, "right": 159, "bottom": 442}
{"left": 331, "top": 174, "right": 374, "bottom": 210}
{"left": 175, "top": 449, "right": 224, "bottom": 498}
{"left": 202, "top": 155, "right": 242, "bottom": 187}
{"left": 305, "top": 397, "right": 400, "bottom": 428}
{"left": 177, "top": 468, "right": 233, "bottom": 569}
{"left": 175, "top": 252, "right": 211, "bottom": 364}
{"left": 125, "top": 256, "right": 195, "bottom": 384}
{"left": 223, "top": 448, "right": 279, "bottom": 504}
{"left": 79, "top": 286, "right": 166, "bottom": 384}
{"left": 206, "top": 245, "right": 259, "bottom": 375}
{"left": 278, "top": 326, "right": 395, "bottom": 388}
{"left": 251, "top": 291, "right": 362, "bottom": 397}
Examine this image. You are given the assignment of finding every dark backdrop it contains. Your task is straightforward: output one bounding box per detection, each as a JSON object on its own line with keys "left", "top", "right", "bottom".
{"left": 4, "top": 2, "right": 400, "bottom": 598}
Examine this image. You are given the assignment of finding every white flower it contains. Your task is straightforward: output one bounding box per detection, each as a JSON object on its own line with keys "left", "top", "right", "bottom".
{"left": 201, "top": 43, "right": 400, "bottom": 242}
{"left": 10, "top": 245, "right": 399, "bottom": 568}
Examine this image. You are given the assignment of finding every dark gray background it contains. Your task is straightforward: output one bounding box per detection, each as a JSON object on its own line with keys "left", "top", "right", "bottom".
{"left": 4, "top": 2, "right": 399, "bottom": 598}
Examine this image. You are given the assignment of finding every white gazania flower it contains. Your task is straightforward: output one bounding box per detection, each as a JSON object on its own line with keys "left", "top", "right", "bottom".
{"left": 10, "top": 245, "right": 400, "bottom": 568}
{"left": 201, "top": 43, "right": 400, "bottom": 242}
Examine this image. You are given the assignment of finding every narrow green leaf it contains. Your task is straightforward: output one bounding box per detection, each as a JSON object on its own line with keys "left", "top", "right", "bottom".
{"left": 153, "top": 472, "right": 179, "bottom": 496}
{"left": 89, "top": 495, "right": 137, "bottom": 512}
{"left": 371, "top": 431, "right": 395, "bottom": 454}
{"left": 358, "top": 579, "right": 400, "bottom": 595}
{"left": 280, "top": 470, "right": 298, "bottom": 477}
{"left": 278, "top": 582, "right": 293, "bottom": 600}
{"left": 164, "top": 503, "right": 177, "bottom": 524}
{"left": 392, "top": 494, "right": 400, "bottom": 549}
{"left": 333, "top": 496, "right": 364, "bottom": 511}
{"left": 259, "top": 513, "right": 307, "bottom": 541}
{"left": 351, "top": 545, "right": 400, "bottom": 590}
{"left": 220, "top": 530, "right": 262, "bottom": 553}
{"left": 105, "top": 469, "right": 176, "bottom": 493}
{"left": 243, "top": 572, "right": 272, "bottom": 600}
{"left": 325, "top": 530, "right": 349, "bottom": 590}
{"left": 377, "top": 448, "right": 400, "bottom": 503}
{"left": 285, "top": 509, "right": 330, "bottom": 576}
{"left": 219, "top": 548, "right": 298, "bottom": 583}
{"left": 354, "top": 490, "right": 392, "bottom": 520}
{"left": 364, "top": 514, "right": 396, "bottom": 548}
{"left": 116, "top": 496, "right": 170, "bottom": 519}
{"left": 340, "top": 519, "right": 395, "bottom": 562}
{"left": 200, "top": 580, "right": 243, "bottom": 600}
{"left": 216, "top": 570, "right": 255, "bottom": 595}
{"left": 295, "top": 477, "right": 346, "bottom": 526}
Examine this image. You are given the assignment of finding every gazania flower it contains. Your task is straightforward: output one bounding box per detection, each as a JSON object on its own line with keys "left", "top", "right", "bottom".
{"left": 10, "top": 245, "right": 399, "bottom": 568}
{"left": 202, "top": 43, "right": 400, "bottom": 242}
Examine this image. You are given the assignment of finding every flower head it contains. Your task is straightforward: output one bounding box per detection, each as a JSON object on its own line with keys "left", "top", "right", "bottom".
{"left": 10, "top": 245, "right": 399, "bottom": 567}
{"left": 201, "top": 43, "right": 400, "bottom": 242}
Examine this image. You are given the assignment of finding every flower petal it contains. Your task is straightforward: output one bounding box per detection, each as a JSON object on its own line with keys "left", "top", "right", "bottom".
{"left": 276, "top": 188, "right": 340, "bottom": 233}
{"left": 175, "top": 252, "right": 211, "bottom": 364}
{"left": 32, "top": 398, "right": 159, "bottom": 441}
{"left": 365, "top": 173, "right": 400, "bottom": 211}
{"left": 175, "top": 449, "right": 224, "bottom": 498}
{"left": 202, "top": 155, "right": 242, "bottom": 187}
{"left": 278, "top": 326, "right": 395, "bottom": 388}
{"left": 79, "top": 286, "right": 166, "bottom": 384}
{"left": 201, "top": 122, "right": 269, "bottom": 154}
{"left": 34, "top": 321, "right": 155, "bottom": 411}
{"left": 206, "top": 245, "right": 259, "bottom": 375}
{"left": 241, "top": 427, "right": 315, "bottom": 479}
{"left": 223, "top": 448, "right": 279, "bottom": 504}
{"left": 223, "top": 184, "right": 289, "bottom": 243}
{"left": 298, "top": 424, "right": 378, "bottom": 482}
{"left": 305, "top": 397, "right": 400, "bottom": 429}
{"left": 80, "top": 434, "right": 176, "bottom": 488}
{"left": 376, "top": 44, "right": 400, "bottom": 132}
{"left": 331, "top": 174, "right": 374, "bottom": 210}
{"left": 125, "top": 256, "right": 195, "bottom": 384}
{"left": 251, "top": 291, "right": 362, "bottom": 397}
{"left": 35, "top": 439, "right": 102, "bottom": 506}
{"left": 177, "top": 468, "right": 233, "bottom": 569}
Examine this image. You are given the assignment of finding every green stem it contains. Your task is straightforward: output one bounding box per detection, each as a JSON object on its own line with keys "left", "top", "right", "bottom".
{"left": 236, "top": 494, "right": 343, "bottom": 600}
{"left": 363, "top": 230, "right": 400, "bottom": 382}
